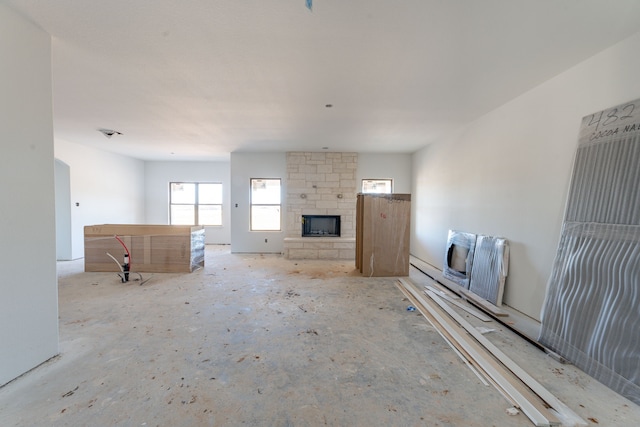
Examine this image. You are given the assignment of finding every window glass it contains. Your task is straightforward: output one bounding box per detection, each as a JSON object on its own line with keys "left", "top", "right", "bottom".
{"left": 362, "top": 179, "right": 392, "bottom": 194}
{"left": 198, "top": 204, "right": 222, "bottom": 226}
{"left": 199, "top": 183, "right": 223, "bottom": 204}
{"left": 251, "top": 179, "right": 281, "bottom": 204}
{"left": 170, "top": 183, "right": 196, "bottom": 203}
{"left": 251, "top": 206, "right": 281, "bottom": 231}
{"left": 250, "top": 178, "right": 281, "bottom": 231}
{"left": 170, "top": 205, "right": 195, "bottom": 225}
{"left": 170, "top": 182, "right": 223, "bottom": 226}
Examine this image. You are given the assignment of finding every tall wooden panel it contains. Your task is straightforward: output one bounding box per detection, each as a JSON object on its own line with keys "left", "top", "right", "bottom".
{"left": 355, "top": 194, "right": 363, "bottom": 270}
{"left": 356, "top": 194, "right": 411, "bottom": 277}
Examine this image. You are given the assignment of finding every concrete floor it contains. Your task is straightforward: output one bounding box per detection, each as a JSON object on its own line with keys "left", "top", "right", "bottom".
{"left": 1, "top": 246, "right": 638, "bottom": 426}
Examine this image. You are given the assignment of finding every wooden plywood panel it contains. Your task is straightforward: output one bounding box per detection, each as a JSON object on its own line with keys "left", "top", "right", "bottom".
{"left": 360, "top": 195, "right": 375, "bottom": 275}
{"left": 84, "top": 224, "right": 201, "bottom": 237}
{"left": 357, "top": 194, "right": 411, "bottom": 277}
{"left": 355, "top": 194, "right": 363, "bottom": 271}
{"left": 84, "top": 224, "right": 204, "bottom": 273}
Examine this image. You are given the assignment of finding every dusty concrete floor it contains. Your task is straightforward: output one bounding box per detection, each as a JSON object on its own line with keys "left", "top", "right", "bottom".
{"left": 1, "top": 246, "right": 639, "bottom": 427}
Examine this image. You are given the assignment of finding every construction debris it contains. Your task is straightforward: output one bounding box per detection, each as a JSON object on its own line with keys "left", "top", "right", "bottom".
{"left": 396, "top": 278, "right": 586, "bottom": 427}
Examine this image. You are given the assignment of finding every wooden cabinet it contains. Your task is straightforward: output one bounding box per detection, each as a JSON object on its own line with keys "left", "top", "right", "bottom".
{"left": 84, "top": 224, "right": 205, "bottom": 273}
{"left": 356, "top": 194, "right": 411, "bottom": 277}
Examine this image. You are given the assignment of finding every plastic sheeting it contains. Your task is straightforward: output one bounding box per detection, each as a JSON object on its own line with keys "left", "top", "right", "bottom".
{"left": 190, "top": 228, "right": 206, "bottom": 270}
{"left": 443, "top": 230, "right": 476, "bottom": 288}
{"left": 468, "top": 235, "right": 509, "bottom": 306}
{"left": 539, "top": 98, "right": 640, "bottom": 405}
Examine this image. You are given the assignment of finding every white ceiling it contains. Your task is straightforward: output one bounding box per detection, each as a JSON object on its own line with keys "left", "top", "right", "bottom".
{"left": 7, "top": 0, "right": 640, "bottom": 161}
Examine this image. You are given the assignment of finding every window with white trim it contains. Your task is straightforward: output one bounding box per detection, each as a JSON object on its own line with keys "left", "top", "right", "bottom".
{"left": 170, "top": 182, "right": 223, "bottom": 226}
{"left": 361, "top": 179, "right": 393, "bottom": 194}
{"left": 250, "top": 178, "right": 281, "bottom": 231}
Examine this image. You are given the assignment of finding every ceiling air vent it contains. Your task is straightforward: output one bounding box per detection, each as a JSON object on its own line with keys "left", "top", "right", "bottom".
{"left": 98, "top": 128, "right": 123, "bottom": 138}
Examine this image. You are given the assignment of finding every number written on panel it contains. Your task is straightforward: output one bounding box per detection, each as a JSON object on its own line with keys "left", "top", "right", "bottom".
{"left": 587, "top": 103, "right": 635, "bottom": 132}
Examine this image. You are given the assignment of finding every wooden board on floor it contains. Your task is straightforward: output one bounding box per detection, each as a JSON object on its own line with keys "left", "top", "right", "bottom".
{"left": 423, "top": 287, "right": 586, "bottom": 427}
{"left": 460, "top": 289, "right": 509, "bottom": 317}
{"left": 425, "top": 286, "right": 492, "bottom": 322}
{"left": 397, "top": 279, "right": 561, "bottom": 427}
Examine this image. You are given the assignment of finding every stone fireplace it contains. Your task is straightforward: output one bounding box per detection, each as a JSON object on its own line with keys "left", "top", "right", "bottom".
{"left": 284, "top": 152, "right": 357, "bottom": 259}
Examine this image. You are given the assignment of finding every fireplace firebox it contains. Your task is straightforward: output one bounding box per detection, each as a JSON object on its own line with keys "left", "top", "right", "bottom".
{"left": 302, "top": 215, "right": 341, "bottom": 237}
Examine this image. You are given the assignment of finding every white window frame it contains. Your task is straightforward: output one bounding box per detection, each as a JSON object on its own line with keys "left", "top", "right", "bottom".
{"left": 361, "top": 178, "right": 393, "bottom": 194}
{"left": 250, "top": 178, "right": 281, "bottom": 231}
{"left": 169, "top": 182, "right": 223, "bottom": 226}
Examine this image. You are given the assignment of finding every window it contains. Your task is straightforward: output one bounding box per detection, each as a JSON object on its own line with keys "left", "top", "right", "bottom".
{"left": 170, "top": 182, "right": 223, "bottom": 226}
{"left": 250, "top": 178, "right": 281, "bottom": 231}
{"left": 362, "top": 179, "right": 393, "bottom": 194}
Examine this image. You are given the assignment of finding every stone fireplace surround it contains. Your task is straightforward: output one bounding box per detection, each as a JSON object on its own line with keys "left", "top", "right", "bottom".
{"left": 284, "top": 152, "right": 357, "bottom": 259}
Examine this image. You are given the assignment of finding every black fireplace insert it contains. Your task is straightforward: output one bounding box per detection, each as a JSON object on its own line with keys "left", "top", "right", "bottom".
{"left": 302, "top": 215, "right": 341, "bottom": 237}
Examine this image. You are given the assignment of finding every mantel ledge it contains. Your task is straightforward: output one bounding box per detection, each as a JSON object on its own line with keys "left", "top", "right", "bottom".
{"left": 284, "top": 237, "right": 355, "bottom": 243}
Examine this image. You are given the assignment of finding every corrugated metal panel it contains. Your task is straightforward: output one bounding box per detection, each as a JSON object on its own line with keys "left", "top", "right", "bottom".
{"left": 565, "top": 137, "right": 640, "bottom": 224}
{"left": 540, "top": 99, "right": 640, "bottom": 405}
{"left": 468, "top": 235, "right": 509, "bottom": 306}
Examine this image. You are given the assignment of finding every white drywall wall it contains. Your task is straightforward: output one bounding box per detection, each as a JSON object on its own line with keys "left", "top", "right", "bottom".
{"left": 54, "top": 140, "right": 145, "bottom": 259}
{"left": 55, "top": 159, "right": 72, "bottom": 260}
{"left": 0, "top": 4, "right": 59, "bottom": 386}
{"left": 357, "top": 153, "right": 412, "bottom": 193}
{"left": 411, "top": 31, "right": 640, "bottom": 320}
{"left": 144, "top": 161, "right": 231, "bottom": 244}
{"left": 230, "top": 152, "right": 286, "bottom": 253}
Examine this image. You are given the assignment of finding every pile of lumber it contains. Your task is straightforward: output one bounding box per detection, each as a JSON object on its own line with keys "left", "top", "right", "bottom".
{"left": 396, "top": 278, "right": 586, "bottom": 427}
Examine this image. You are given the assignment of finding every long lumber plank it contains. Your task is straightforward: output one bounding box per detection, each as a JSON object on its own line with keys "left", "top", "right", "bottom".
{"left": 423, "top": 279, "right": 460, "bottom": 299}
{"left": 416, "top": 294, "right": 540, "bottom": 408}
{"left": 396, "top": 282, "right": 492, "bottom": 388}
{"left": 425, "top": 286, "right": 492, "bottom": 322}
{"left": 424, "top": 289, "right": 587, "bottom": 427}
{"left": 422, "top": 290, "right": 562, "bottom": 426}
{"left": 398, "top": 279, "right": 557, "bottom": 427}
{"left": 400, "top": 283, "right": 537, "bottom": 408}
{"left": 399, "top": 288, "right": 527, "bottom": 408}
{"left": 460, "top": 289, "right": 509, "bottom": 317}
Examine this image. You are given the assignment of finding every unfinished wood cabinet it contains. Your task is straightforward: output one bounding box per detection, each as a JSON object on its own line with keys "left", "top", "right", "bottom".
{"left": 84, "top": 224, "right": 205, "bottom": 273}
{"left": 356, "top": 194, "right": 411, "bottom": 277}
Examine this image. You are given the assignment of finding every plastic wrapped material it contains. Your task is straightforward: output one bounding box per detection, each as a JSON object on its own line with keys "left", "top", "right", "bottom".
{"left": 190, "top": 228, "right": 206, "bottom": 271}
{"left": 539, "top": 99, "right": 640, "bottom": 405}
{"left": 468, "top": 235, "right": 509, "bottom": 306}
{"left": 443, "top": 230, "right": 476, "bottom": 288}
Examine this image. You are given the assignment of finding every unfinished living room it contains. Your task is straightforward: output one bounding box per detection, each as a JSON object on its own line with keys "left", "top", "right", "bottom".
{"left": 3, "top": 1, "right": 640, "bottom": 426}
